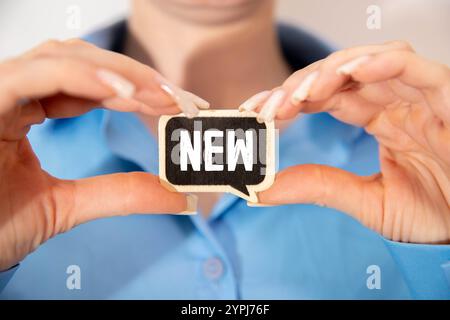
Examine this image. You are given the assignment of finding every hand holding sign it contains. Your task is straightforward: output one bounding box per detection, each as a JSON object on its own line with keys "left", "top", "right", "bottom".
{"left": 159, "top": 110, "right": 276, "bottom": 202}
{"left": 245, "top": 42, "right": 450, "bottom": 244}
{"left": 0, "top": 39, "right": 202, "bottom": 271}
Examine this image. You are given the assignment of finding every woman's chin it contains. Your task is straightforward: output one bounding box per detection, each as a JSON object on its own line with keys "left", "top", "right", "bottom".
{"left": 149, "top": 0, "right": 270, "bottom": 25}
{"left": 165, "top": 0, "right": 262, "bottom": 8}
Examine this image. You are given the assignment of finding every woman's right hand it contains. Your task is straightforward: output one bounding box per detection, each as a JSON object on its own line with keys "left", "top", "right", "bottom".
{"left": 0, "top": 39, "right": 207, "bottom": 271}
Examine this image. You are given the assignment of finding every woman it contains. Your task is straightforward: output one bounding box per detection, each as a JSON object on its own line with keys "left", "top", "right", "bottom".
{"left": 0, "top": 0, "right": 449, "bottom": 299}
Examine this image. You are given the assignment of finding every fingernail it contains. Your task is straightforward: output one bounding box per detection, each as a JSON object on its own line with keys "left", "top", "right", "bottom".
{"left": 239, "top": 90, "right": 271, "bottom": 112}
{"left": 257, "top": 89, "right": 285, "bottom": 123}
{"left": 179, "top": 194, "right": 198, "bottom": 215}
{"left": 160, "top": 83, "right": 178, "bottom": 101}
{"left": 246, "top": 201, "right": 275, "bottom": 207}
{"left": 183, "top": 90, "right": 210, "bottom": 109}
{"left": 291, "top": 71, "right": 319, "bottom": 105}
{"left": 161, "top": 84, "right": 199, "bottom": 118}
{"left": 336, "top": 55, "right": 371, "bottom": 75}
{"left": 179, "top": 99, "right": 199, "bottom": 118}
{"left": 97, "top": 69, "right": 135, "bottom": 99}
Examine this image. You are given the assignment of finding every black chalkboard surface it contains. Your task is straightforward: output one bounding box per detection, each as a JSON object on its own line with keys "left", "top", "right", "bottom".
{"left": 158, "top": 110, "right": 276, "bottom": 202}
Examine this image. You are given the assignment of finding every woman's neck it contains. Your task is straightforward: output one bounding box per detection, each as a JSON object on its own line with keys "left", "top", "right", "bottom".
{"left": 126, "top": 0, "right": 290, "bottom": 109}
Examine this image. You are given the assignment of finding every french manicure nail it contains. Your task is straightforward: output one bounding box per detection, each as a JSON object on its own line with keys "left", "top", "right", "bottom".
{"left": 179, "top": 99, "right": 199, "bottom": 118}
{"left": 246, "top": 201, "right": 275, "bottom": 207}
{"left": 160, "top": 83, "right": 176, "bottom": 97}
{"left": 97, "top": 69, "right": 135, "bottom": 99}
{"left": 291, "top": 71, "right": 319, "bottom": 105}
{"left": 257, "top": 89, "right": 286, "bottom": 123}
{"left": 160, "top": 83, "right": 182, "bottom": 106}
{"left": 183, "top": 90, "right": 210, "bottom": 109}
{"left": 161, "top": 83, "right": 200, "bottom": 117}
{"left": 239, "top": 90, "right": 271, "bottom": 112}
{"left": 179, "top": 194, "right": 198, "bottom": 215}
{"left": 336, "top": 55, "right": 371, "bottom": 75}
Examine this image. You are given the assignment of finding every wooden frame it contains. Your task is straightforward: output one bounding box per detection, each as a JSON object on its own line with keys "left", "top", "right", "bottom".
{"left": 158, "top": 109, "right": 276, "bottom": 203}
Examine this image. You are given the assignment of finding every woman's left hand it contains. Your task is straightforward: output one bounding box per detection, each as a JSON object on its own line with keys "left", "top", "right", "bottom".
{"left": 241, "top": 41, "right": 450, "bottom": 244}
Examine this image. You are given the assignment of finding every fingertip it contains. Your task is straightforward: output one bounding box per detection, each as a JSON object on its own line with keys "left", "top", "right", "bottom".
{"left": 257, "top": 89, "right": 286, "bottom": 123}
{"left": 255, "top": 188, "right": 288, "bottom": 207}
{"left": 184, "top": 91, "right": 210, "bottom": 110}
{"left": 290, "top": 71, "right": 319, "bottom": 103}
{"left": 246, "top": 200, "right": 275, "bottom": 207}
{"left": 158, "top": 180, "right": 198, "bottom": 215}
{"left": 238, "top": 90, "right": 271, "bottom": 112}
{"left": 177, "top": 194, "right": 198, "bottom": 215}
{"left": 176, "top": 92, "right": 201, "bottom": 118}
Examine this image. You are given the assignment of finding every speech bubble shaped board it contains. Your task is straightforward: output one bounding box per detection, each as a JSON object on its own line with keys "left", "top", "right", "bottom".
{"left": 158, "top": 110, "right": 276, "bottom": 203}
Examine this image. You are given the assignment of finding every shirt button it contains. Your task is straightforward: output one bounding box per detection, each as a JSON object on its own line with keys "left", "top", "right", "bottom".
{"left": 203, "top": 257, "right": 225, "bottom": 280}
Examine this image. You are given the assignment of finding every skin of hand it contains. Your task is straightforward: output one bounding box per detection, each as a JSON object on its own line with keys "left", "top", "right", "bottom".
{"left": 0, "top": 39, "right": 210, "bottom": 271}
{"left": 241, "top": 41, "right": 450, "bottom": 244}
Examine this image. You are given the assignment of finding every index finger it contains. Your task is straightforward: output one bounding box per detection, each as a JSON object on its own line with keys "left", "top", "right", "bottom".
{"left": 24, "top": 39, "right": 209, "bottom": 116}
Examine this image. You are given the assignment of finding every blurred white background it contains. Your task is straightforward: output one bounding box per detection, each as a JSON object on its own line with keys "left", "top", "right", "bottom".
{"left": 0, "top": 0, "right": 449, "bottom": 64}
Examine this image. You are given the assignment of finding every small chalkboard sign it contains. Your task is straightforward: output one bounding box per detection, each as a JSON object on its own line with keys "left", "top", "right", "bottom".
{"left": 158, "top": 110, "right": 276, "bottom": 202}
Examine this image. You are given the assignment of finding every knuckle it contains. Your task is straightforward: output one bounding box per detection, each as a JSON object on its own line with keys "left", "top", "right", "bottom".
{"left": 25, "top": 39, "right": 63, "bottom": 59}
{"left": 35, "top": 39, "right": 63, "bottom": 54}
{"left": 64, "top": 38, "right": 93, "bottom": 48}
{"left": 385, "top": 40, "right": 415, "bottom": 52}
{"left": 309, "top": 165, "right": 328, "bottom": 204}
{"left": 52, "top": 180, "right": 77, "bottom": 234}
{"left": 326, "top": 49, "right": 346, "bottom": 61}
{"left": 396, "top": 50, "right": 414, "bottom": 62}
{"left": 52, "top": 58, "right": 75, "bottom": 75}
{"left": 55, "top": 57, "right": 83, "bottom": 73}
{"left": 400, "top": 41, "right": 414, "bottom": 52}
{"left": 331, "top": 48, "right": 353, "bottom": 60}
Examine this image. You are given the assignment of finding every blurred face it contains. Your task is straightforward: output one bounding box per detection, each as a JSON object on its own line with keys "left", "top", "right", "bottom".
{"left": 148, "top": 0, "right": 273, "bottom": 25}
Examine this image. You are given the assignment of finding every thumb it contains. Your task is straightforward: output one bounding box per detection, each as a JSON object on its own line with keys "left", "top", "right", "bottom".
{"left": 257, "top": 164, "right": 383, "bottom": 224}
{"left": 54, "top": 172, "right": 196, "bottom": 230}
